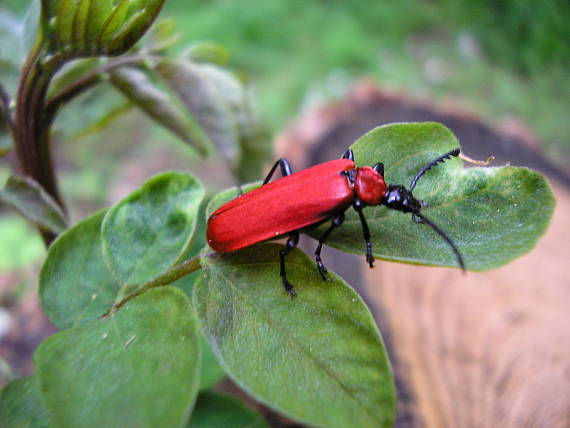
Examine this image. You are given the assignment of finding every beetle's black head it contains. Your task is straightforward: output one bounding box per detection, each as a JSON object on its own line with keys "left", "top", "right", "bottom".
{"left": 382, "top": 183, "right": 465, "bottom": 271}
{"left": 382, "top": 184, "right": 423, "bottom": 214}
{"left": 379, "top": 147, "right": 466, "bottom": 271}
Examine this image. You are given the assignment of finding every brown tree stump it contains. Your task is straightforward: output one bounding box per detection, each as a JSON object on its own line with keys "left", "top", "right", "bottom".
{"left": 365, "top": 181, "right": 570, "bottom": 427}
{"left": 277, "top": 82, "right": 570, "bottom": 427}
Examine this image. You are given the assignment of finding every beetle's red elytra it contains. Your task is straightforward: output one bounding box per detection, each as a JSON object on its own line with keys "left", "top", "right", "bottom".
{"left": 207, "top": 148, "right": 463, "bottom": 296}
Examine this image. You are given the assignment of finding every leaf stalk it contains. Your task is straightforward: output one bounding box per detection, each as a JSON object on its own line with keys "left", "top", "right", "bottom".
{"left": 104, "top": 253, "right": 210, "bottom": 316}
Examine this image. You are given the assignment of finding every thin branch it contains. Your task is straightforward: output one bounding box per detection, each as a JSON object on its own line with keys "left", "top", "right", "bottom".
{"left": 459, "top": 152, "right": 495, "bottom": 166}
{"left": 44, "top": 54, "right": 149, "bottom": 126}
{"left": 102, "top": 252, "right": 211, "bottom": 317}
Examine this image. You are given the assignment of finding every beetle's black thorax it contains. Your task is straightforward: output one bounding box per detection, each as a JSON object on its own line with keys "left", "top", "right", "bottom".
{"left": 382, "top": 184, "right": 422, "bottom": 214}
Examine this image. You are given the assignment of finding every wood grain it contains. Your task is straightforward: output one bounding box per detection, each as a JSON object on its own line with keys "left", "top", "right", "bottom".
{"left": 365, "top": 182, "right": 570, "bottom": 427}
{"left": 275, "top": 82, "right": 570, "bottom": 426}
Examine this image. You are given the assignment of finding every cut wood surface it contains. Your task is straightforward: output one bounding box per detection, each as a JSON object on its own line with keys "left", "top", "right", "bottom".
{"left": 365, "top": 181, "right": 569, "bottom": 428}
{"left": 277, "top": 82, "right": 570, "bottom": 427}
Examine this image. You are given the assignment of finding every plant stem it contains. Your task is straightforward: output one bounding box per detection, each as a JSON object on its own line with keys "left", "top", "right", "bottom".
{"left": 104, "top": 253, "right": 210, "bottom": 316}
{"left": 12, "top": 51, "right": 148, "bottom": 245}
{"left": 12, "top": 48, "right": 69, "bottom": 245}
{"left": 44, "top": 54, "right": 149, "bottom": 126}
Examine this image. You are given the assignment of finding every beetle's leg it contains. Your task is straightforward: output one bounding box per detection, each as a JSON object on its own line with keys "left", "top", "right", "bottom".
{"left": 280, "top": 231, "right": 299, "bottom": 297}
{"left": 354, "top": 199, "right": 374, "bottom": 268}
{"left": 314, "top": 212, "right": 345, "bottom": 280}
{"left": 263, "top": 158, "right": 293, "bottom": 185}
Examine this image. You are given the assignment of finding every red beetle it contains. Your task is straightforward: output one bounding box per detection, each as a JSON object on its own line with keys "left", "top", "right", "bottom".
{"left": 207, "top": 148, "right": 464, "bottom": 296}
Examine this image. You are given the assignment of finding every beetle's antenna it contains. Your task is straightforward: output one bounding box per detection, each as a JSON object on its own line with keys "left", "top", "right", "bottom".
{"left": 413, "top": 212, "right": 465, "bottom": 271}
{"left": 410, "top": 148, "right": 460, "bottom": 191}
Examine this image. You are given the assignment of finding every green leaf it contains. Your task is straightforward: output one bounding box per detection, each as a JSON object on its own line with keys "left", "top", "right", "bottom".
{"left": 306, "top": 122, "right": 555, "bottom": 270}
{"left": 42, "top": 0, "right": 165, "bottom": 56}
{"left": 154, "top": 58, "right": 268, "bottom": 181}
{"left": 184, "top": 42, "right": 231, "bottom": 66}
{"left": 172, "top": 272, "right": 226, "bottom": 391}
{"left": 233, "top": 82, "right": 269, "bottom": 183}
{"left": 194, "top": 244, "right": 396, "bottom": 428}
{"left": 188, "top": 391, "right": 268, "bottom": 428}
{"left": 143, "top": 17, "right": 181, "bottom": 53}
{"left": 205, "top": 182, "right": 260, "bottom": 220}
{"left": 35, "top": 287, "right": 201, "bottom": 428}
{"left": 108, "top": 67, "right": 209, "bottom": 154}
{"left": 0, "top": 175, "right": 67, "bottom": 234}
{"left": 0, "top": 375, "right": 53, "bottom": 428}
{"left": 103, "top": 0, "right": 166, "bottom": 56}
{"left": 197, "top": 334, "right": 225, "bottom": 391}
{"left": 71, "top": 0, "right": 90, "bottom": 51}
{"left": 169, "top": 201, "right": 227, "bottom": 392}
{"left": 97, "top": 0, "right": 130, "bottom": 49}
{"left": 69, "top": 102, "right": 134, "bottom": 141}
{"left": 155, "top": 60, "right": 247, "bottom": 168}
{"left": 84, "top": 0, "right": 113, "bottom": 49}
{"left": 22, "top": 0, "right": 41, "bottom": 55}
{"left": 54, "top": 0, "right": 75, "bottom": 50}
{"left": 40, "top": 210, "right": 120, "bottom": 330}
{"left": 48, "top": 58, "right": 101, "bottom": 98}
{"left": 103, "top": 10, "right": 146, "bottom": 54}
{"left": 102, "top": 172, "right": 204, "bottom": 286}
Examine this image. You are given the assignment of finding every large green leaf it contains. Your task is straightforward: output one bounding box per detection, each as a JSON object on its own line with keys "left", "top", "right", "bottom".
{"left": 196, "top": 334, "right": 225, "bottom": 391}
{"left": 305, "top": 122, "right": 554, "bottom": 270}
{"left": 0, "top": 175, "right": 67, "bottom": 234}
{"left": 169, "top": 200, "right": 227, "bottom": 391}
{"left": 194, "top": 244, "right": 396, "bottom": 428}
{"left": 0, "top": 375, "right": 53, "bottom": 428}
{"left": 102, "top": 172, "right": 204, "bottom": 287}
{"left": 205, "top": 182, "right": 259, "bottom": 219}
{"left": 35, "top": 287, "right": 200, "bottom": 428}
{"left": 171, "top": 270, "right": 226, "bottom": 392}
{"left": 40, "top": 210, "right": 120, "bottom": 330}
{"left": 187, "top": 391, "right": 268, "bottom": 428}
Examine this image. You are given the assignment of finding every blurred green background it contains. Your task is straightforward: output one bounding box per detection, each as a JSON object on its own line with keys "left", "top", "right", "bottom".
{"left": 1, "top": 0, "right": 569, "bottom": 273}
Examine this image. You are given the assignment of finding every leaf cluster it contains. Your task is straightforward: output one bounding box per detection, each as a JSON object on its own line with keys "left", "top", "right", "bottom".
{"left": 0, "top": 1, "right": 555, "bottom": 427}
{"left": 1, "top": 121, "right": 554, "bottom": 427}
{"left": 0, "top": 0, "right": 267, "bottom": 242}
